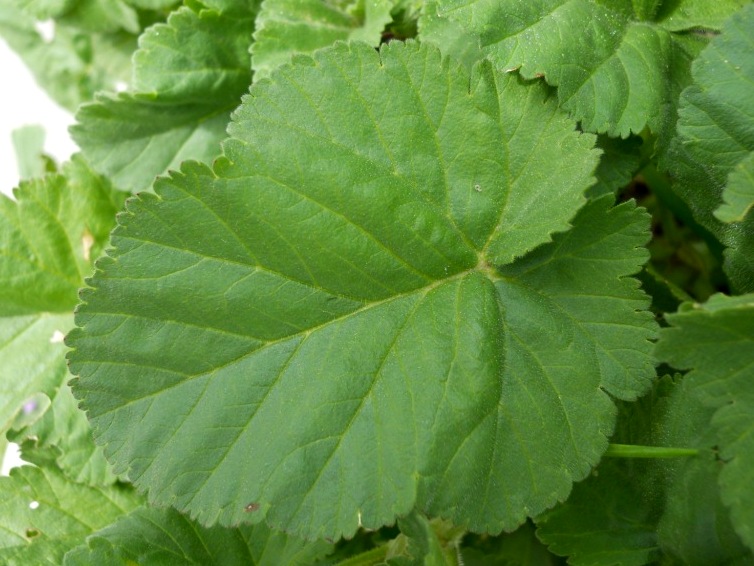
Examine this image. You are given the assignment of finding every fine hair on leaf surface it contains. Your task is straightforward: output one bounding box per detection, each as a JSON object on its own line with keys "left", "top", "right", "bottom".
{"left": 66, "top": 40, "right": 657, "bottom": 542}
{"left": 1, "top": 0, "right": 753, "bottom": 563}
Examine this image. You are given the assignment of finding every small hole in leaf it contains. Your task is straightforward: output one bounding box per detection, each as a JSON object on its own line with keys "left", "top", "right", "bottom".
{"left": 29, "top": 501, "right": 39, "bottom": 510}
{"left": 25, "top": 528, "right": 40, "bottom": 539}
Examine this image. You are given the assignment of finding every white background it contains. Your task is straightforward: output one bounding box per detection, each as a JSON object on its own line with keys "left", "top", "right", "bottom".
{"left": 1, "top": 37, "right": 77, "bottom": 473}
{"left": 0, "top": 36, "right": 78, "bottom": 196}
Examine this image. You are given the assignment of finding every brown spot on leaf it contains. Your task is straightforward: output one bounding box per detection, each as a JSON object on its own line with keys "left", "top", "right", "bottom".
{"left": 244, "top": 502, "right": 260, "bottom": 512}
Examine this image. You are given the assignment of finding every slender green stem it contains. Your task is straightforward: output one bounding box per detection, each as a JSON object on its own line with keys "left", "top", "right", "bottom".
{"left": 606, "top": 443, "right": 699, "bottom": 459}
{"left": 334, "top": 545, "right": 389, "bottom": 566}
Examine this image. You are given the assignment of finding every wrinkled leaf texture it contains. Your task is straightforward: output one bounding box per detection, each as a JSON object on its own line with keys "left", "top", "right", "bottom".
{"left": 68, "top": 41, "right": 656, "bottom": 541}
{"left": 419, "top": 0, "right": 746, "bottom": 139}
{"left": 72, "top": 1, "right": 259, "bottom": 192}
{"left": 668, "top": 3, "right": 754, "bottom": 291}
{"left": 657, "top": 294, "right": 754, "bottom": 552}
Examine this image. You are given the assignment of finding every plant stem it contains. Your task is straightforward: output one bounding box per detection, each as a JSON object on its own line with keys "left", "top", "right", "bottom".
{"left": 605, "top": 443, "right": 699, "bottom": 458}
{"left": 334, "top": 545, "right": 389, "bottom": 566}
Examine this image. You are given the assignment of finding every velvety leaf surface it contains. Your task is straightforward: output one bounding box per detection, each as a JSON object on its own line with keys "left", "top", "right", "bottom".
{"left": 68, "top": 41, "right": 656, "bottom": 541}
{"left": 0, "top": 466, "right": 140, "bottom": 565}
{"left": 63, "top": 506, "right": 332, "bottom": 565}
{"left": 420, "top": 0, "right": 737, "bottom": 138}
{"left": 668, "top": 3, "right": 754, "bottom": 291}
{"left": 537, "top": 375, "right": 753, "bottom": 565}
{"left": 72, "top": 1, "right": 259, "bottom": 191}
{"left": 657, "top": 293, "right": 754, "bottom": 551}
{"left": 0, "top": 1, "right": 136, "bottom": 110}
{"left": 251, "top": 0, "right": 393, "bottom": 79}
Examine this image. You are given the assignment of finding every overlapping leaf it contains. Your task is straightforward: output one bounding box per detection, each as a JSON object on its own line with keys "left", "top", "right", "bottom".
{"left": 72, "top": 1, "right": 259, "bottom": 191}
{"left": 0, "top": 313, "right": 70, "bottom": 435}
{"left": 68, "top": 41, "right": 656, "bottom": 541}
{"left": 63, "top": 506, "right": 331, "bottom": 565}
{"left": 656, "top": 293, "right": 754, "bottom": 551}
{"left": 419, "top": 0, "right": 745, "bottom": 138}
{"left": 0, "top": 466, "right": 140, "bottom": 566}
{"left": 0, "top": 157, "right": 124, "bottom": 475}
{"left": 537, "top": 374, "right": 753, "bottom": 565}
{"left": 9, "top": 383, "right": 119, "bottom": 486}
{"left": 716, "top": 153, "right": 754, "bottom": 223}
{"left": 0, "top": 1, "right": 136, "bottom": 110}
{"left": 667, "top": 3, "right": 754, "bottom": 292}
{"left": 251, "top": 0, "right": 393, "bottom": 79}
{"left": 588, "top": 135, "right": 643, "bottom": 199}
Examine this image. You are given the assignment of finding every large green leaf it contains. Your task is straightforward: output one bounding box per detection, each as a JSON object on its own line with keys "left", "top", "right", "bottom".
{"left": 72, "top": 1, "right": 259, "bottom": 192}
{"left": 0, "top": 466, "right": 140, "bottom": 565}
{"left": 63, "top": 506, "right": 332, "bottom": 565}
{"left": 419, "top": 0, "right": 742, "bottom": 138}
{"left": 251, "top": 0, "right": 393, "bottom": 79}
{"left": 656, "top": 293, "right": 754, "bottom": 552}
{"left": 667, "top": 3, "right": 754, "bottom": 292}
{"left": 68, "top": 41, "right": 656, "bottom": 541}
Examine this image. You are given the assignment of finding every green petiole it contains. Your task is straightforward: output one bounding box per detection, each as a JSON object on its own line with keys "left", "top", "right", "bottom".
{"left": 605, "top": 443, "right": 699, "bottom": 459}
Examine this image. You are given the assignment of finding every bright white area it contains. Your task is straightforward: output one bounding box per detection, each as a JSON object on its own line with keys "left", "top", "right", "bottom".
{"left": 0, "top": 35, "right": 78, "bottom": 197}
{"left": 1, "top": 37, "right": 78, "bottom": 473}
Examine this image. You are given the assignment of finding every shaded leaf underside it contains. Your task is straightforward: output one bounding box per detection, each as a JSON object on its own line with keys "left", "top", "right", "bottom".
{"left": 68, "top": 41, "right": 655, "bottom": 541}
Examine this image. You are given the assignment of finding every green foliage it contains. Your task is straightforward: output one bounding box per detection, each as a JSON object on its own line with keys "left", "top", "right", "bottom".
{"left": 1, "top": 0, "right": 754, "bottom": 564}
{"left": 666, "top": 3, "right": 754, "bottom": 291}
{"left": 0, "top": 466, "right": 140, "bottom": 565}
{"left": 64, "top": 506, "right": 332, "bottom": 565}
{"left": 72, "top": 1, "right": 260, "bottom": 191}
{"left": 67, "top": 41, "right": 657, "bottom": 542}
